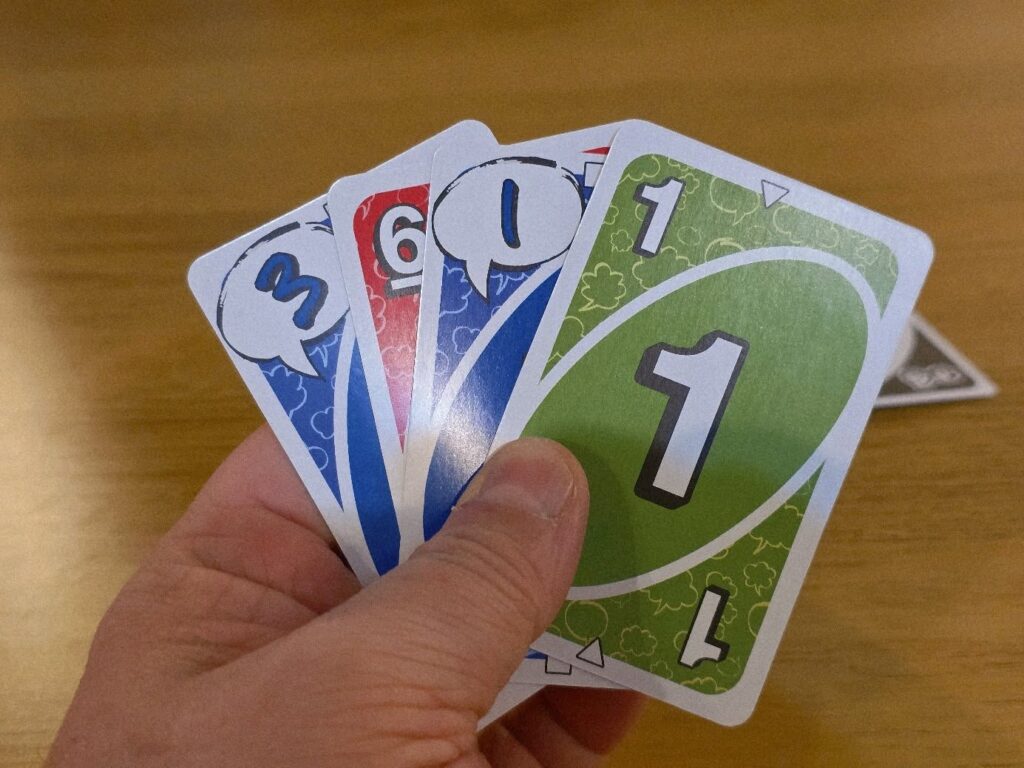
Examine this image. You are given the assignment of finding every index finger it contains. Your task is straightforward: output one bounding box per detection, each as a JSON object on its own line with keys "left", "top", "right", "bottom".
{"left": 194, "top": 423, "right": 335, "bottom": 544}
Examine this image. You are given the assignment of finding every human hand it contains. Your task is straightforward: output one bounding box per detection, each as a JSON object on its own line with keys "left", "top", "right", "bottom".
{"left": 48, "top": 426, "right": 644, "bottom": 767}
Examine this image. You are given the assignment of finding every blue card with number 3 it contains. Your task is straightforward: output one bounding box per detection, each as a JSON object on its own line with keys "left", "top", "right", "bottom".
{"left": 189, "top": 198, "right": 399, "bottom": 584}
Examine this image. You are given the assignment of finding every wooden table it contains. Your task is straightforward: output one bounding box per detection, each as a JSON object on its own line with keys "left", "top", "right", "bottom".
{"left": 1, "top": 3, "right": 1021, "bottom": 765}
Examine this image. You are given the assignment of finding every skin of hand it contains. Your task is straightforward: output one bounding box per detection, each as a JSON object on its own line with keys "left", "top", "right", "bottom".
{"left": 47, "top": 426, "right": 644, "bottom": 767}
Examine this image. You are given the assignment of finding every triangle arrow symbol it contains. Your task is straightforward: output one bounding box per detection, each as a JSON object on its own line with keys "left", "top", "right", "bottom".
{"left": 575, "top": 638, "right": 605, "bottom": 668}
{"left": 761, "top": 180, "right": 789, "bottom": 208}
{"left": 544, "top": 656, "right": 572, "bottom": 676}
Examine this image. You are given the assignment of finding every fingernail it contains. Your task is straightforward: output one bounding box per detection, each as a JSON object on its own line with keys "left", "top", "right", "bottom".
{"left": 460, "top": 438, "right": 576, "bottom": 520}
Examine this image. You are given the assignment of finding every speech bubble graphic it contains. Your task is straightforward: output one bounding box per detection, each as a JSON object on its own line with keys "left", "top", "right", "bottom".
{"left": 432, "top": 157, "right": 584, "bottom": 298}
{"left": 217, "top": 220, "right": 348, "bottom": 377}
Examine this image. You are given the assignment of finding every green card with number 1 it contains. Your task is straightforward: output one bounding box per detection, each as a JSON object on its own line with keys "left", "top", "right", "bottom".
{"left": 494, "top": 120, "right": 932, "bottom": 724}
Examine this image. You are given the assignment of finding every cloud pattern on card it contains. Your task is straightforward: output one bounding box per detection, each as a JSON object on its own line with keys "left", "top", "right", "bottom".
{"left": 549, "top": 474, "right": 812, "bottom": 693}
{"left": 433, "top": 261, "right": 539, "bottom": 407}
{"left": 259, "top": 320, "right": 344, "bottom": 501}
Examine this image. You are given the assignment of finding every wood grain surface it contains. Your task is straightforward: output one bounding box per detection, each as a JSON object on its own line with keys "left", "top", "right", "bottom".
{"left": 1, "top": 3, "right": 1021, "bottom": 765}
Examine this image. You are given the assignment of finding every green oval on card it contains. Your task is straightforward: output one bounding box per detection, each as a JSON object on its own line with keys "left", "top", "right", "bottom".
{"left": 522, "top": 257, "right": 868, "bottom": 586}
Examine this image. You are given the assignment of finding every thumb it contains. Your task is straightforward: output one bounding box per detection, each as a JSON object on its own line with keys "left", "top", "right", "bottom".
{"left": 321, "top": 437, "right": 589, "bottom": 719}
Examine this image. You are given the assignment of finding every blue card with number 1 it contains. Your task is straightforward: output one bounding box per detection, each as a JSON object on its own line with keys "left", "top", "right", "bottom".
{"left": 404, "top": 123, "right": 626, "bottom": 547}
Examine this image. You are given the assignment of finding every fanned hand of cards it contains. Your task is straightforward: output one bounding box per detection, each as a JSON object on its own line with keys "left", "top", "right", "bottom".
{"left": 189, "top": 120, "right": 994, "bottom": 726}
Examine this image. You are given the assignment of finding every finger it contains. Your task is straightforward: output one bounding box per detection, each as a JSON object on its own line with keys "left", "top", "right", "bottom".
{"left": 168, "top": 423, "right": 360, "bottom": 613}
{"left": 302, "top": 438, "right": 590, "bottom": 721}
{"left": 481, "top": 687, "right": 646, "bottom": 766}
{"left": 89, "top": 425, "right": 360, "bottom": 680}
{"left": 193, "top": 423, "right": 333, "bottom": 543}
{"left": 56, "top": 422, "right": 365, "bottom": 754}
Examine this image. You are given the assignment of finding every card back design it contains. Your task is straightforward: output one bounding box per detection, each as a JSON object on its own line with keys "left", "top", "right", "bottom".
{"left": 877, "top": 314, "right": 996, "bottom": 407}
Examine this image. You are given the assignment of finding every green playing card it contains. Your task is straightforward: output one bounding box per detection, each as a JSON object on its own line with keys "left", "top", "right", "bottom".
{"left": 495, "top": 121, "right": 931, "bottom": 724}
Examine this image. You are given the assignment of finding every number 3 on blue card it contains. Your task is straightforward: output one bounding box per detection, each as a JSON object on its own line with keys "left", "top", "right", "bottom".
{"left": 254, "top": 251, "right": 329, "bottom": 331}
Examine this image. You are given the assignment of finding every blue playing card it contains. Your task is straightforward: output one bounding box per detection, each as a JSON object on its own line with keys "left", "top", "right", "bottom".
{"left": 405, "top": 124, "right": 625, "bottom": 543}
{"left": 189, "top": 199, "right": 400, "bottom": 583}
